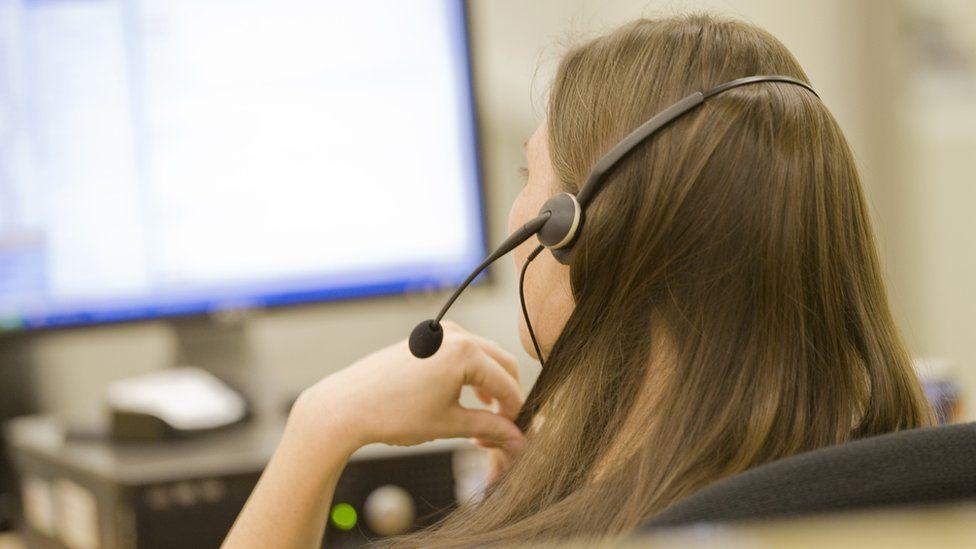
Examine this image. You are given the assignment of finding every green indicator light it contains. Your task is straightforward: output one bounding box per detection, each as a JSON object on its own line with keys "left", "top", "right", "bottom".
{"left": 330, "top": 502, "right": 357, "bottom": 531}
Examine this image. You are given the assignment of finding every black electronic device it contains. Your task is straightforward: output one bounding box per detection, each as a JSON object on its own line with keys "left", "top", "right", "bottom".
{"left": 0, "top": 338, "right": 37, "bottom": 532}
{"left": 5, "top": 415, "right": 482, "bottom": 548}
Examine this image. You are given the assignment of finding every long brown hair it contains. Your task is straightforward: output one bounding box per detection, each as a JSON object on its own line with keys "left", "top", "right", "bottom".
{"left": 393, "top": 14, "right": 931, "bottom": 546}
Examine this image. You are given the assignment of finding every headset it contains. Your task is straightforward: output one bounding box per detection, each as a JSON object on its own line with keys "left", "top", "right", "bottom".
{"left": 408, "top": 75, "right": 819, "bottom": 367}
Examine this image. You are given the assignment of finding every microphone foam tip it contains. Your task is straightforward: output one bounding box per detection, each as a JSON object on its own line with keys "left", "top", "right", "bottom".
{"left": 409, "top": 320, "right": 443, "bottom": 359}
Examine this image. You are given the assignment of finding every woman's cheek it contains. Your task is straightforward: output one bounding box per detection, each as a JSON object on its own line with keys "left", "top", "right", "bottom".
{"left": 509, "top": 186, "right": 531, "bottom": 233}
{"left": 507, "top": 199, "right": 518, "bottom": 235}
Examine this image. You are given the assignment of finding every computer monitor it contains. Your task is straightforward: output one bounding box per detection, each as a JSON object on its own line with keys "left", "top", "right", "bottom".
{"left": 0, "top": 0, "right": 486, "bottom": 333}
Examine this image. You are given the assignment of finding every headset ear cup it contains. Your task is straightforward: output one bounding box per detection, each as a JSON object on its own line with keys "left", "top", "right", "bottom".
{"left": 550, "top": 246, "right": 574, "bottom": 265}
{"left": 537, "top": 193, "right": 581, "bottom": 251}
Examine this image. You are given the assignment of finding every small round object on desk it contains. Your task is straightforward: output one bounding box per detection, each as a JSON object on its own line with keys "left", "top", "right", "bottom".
{"left": 363, "top": 484, "right": 416, "bottom": 536}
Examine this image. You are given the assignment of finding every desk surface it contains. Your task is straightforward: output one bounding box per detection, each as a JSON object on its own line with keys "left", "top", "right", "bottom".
{"left": 5, "top": 414, "right": 466, "bottom": 486}
{"left": 627, "top": 501, "right": 976, "bottom": 548}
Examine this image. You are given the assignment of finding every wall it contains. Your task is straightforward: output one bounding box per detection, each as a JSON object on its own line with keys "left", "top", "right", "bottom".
{"left": 889, "top": 0, "right": 976, "bottom": 414}
{"left": 27, "top": 0, "right": 975, "bottom": 422}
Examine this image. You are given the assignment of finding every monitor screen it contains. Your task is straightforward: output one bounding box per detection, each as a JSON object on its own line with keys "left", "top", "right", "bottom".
{"left": 0, "top": 0, "right": 485, "bottom": 331}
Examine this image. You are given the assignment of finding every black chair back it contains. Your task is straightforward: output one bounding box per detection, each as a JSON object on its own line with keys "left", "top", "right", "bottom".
{"left": 644, "top": 422, "right": 976, "bottom": 530}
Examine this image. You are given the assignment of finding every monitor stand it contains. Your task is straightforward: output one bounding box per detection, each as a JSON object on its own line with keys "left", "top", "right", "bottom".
{"left": 0, "top": 336, "right": 38, "bottom": 530}
{"left": 0, "top": 337, "right": 36, "bottom": 422}
{"left": 170, "top": 316, "right": 274, "bottom": 415}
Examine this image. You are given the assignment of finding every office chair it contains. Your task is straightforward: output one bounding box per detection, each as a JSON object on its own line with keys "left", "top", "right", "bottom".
{"left": 643, "top": 421, "right": 976, "bottom": 530}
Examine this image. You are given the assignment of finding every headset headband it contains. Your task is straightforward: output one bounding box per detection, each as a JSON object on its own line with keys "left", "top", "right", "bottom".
{"left": 576, "top": 75, "right": 818, "bottom": 208}
{"left": 537, "top": 75, "right": 819, "bottom": 265}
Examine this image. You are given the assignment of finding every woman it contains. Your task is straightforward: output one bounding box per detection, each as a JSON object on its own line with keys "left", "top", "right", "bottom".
{"left": 225, "top": 14, "right": 932, "bottom": 547}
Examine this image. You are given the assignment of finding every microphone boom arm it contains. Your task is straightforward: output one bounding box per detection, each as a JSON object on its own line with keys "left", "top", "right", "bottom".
{"left": 434, "top": 212, "right": 551, "bottom": 322}
{"left": 409, "top": 212, "right": 551, "bottom": 359}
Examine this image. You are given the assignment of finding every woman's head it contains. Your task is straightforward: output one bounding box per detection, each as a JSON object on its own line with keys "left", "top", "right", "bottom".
{"left": 403, "top": 14, "right": 932, "bottom": 547}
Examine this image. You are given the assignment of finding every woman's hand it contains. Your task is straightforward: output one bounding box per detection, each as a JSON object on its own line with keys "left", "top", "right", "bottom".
{"left": 225, "top": 322, "right": 525, "bottom": 548}
{"left": 290, "top": 321, "right": 526, "bottom": 456}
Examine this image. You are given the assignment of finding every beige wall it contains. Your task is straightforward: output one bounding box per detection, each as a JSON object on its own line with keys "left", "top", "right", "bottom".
{"left": 30, "top": 0, "right": 975, "bottom": 421}
{"left": 896, "top": 60, "right": 976, "bottom": 413}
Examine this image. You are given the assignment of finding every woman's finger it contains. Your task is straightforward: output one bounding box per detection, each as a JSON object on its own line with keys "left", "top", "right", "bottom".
{"left": 474, "top": 389, "right": 494, "bottom": 406}
{"left": 442, "top": 321, "right": 519, "bottom": 384}
{"left": 461, "top": 349, "right": 523, "bottom": 421}
{"left": 466, "top": 333, "right": 520, "bottom": 384}
{"left": 449, "top": 407, "right": 524, "bottom": 450}
{"left": 472, "top": 437, "right": 502, "bottom": 449}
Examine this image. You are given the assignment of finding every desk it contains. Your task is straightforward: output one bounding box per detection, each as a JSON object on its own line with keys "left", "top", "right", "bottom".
{"left": 627, "top": 502, "right": 976, "bottom": 548}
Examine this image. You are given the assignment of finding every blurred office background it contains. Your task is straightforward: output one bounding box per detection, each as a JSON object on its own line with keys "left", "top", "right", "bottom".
{"left": 0, "top": 0, "right": 974, "bottom": 545}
